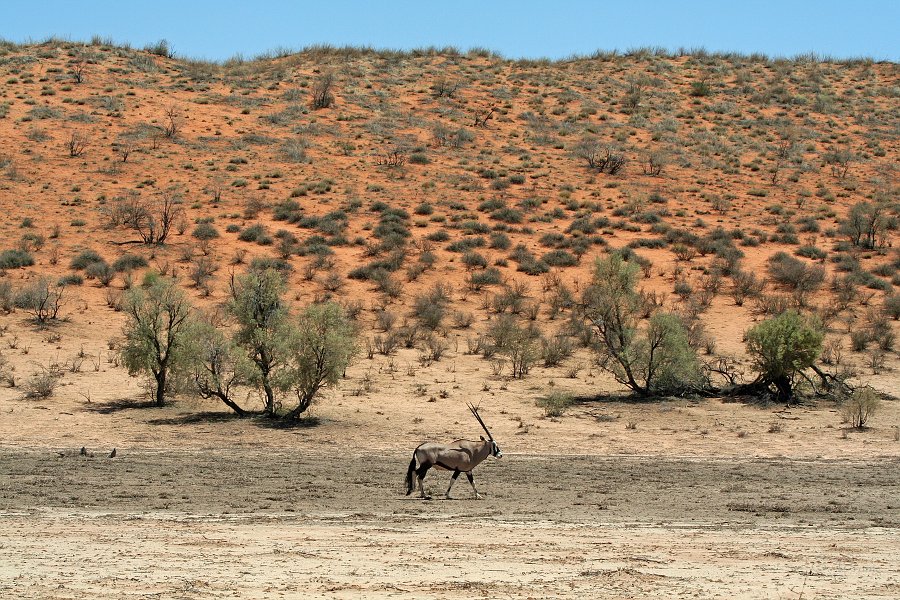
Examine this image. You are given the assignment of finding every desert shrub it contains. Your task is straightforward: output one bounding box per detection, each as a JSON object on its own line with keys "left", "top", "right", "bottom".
{"left": 796, "top": 245, "right": 827, "bottom": 260}
{"left": 284, "top": 302, "right": 357, "bottom": 419}
{"left": 0, "top": 281, "right": 14, "bottom": 312}
{"left": 229, "top": 268, "right": 290, "bottom": 415}
{"left": 191, "top": 321, "right": 249, "bottom": 416}
{"left": 745, "top": 310, "right": 824, "bottom": 403}
{"left": 489, "top": 232, "right": 511, "bottom": 250}
{"left": 491, "top": 207, "right": 524, "bottom": 224}
{"left": 70, "top": 249, "right": 104, "bottom": 270}
{"left": 537, "top": 391, "right": 575, "bottom": 417}
{"left": 19, "top": 232, "right": 45, "bottom": 252}
{"left": 0, "top": 249, "right": 34, "bottom": 269}
{"left": 767, "top": 252, "right": 824, "bottom": 301}
{"left": 462, "top": 251, "right": 488, "bottom": 270}
{"left": 850, "top": 329, "right": 872, "bottom": 352}
{"left": 192, "top": 222, "right": 220, "bottom": 241}
{"left": 573, "top": 138, "right": 626, "bottom": 174}
{"left": 238, "top": 223, "right": 268, "bottom": 243}
{"left": 310, "top": 72, "right": 335, "bottom": 109}
{"left": 840, "top": 387, "right": 880, "bottom": 429}
{"left": 541, "top": 334, "right": 574, "bottom": 367}
{"left": 542, "top": 249, "right": 578, "bottom": 267}
{"left": 112, "top": 254, "right": 148, "bottom": 272}
{"left": 15, "top": 277, "right": 65, "bottom": 324}
{"left": 511, "top": 245, "right": 549, "bottom": 275}
{"left": 447, "top": 237, "right": 485, "bottom": 252}
{"left": 466, "top": 267, "right": 503, "bottom": 290}
{"left": 85, "top": 261, "right": 115, "bottom": 286}
{"left": 24, "top": 371, "right": 58, "bottom": 398}
{"left": 884, "top": 295, "right": 900, "bottom": 320}
{"left": 58, "top": 274, "right": 83, "bottom": 286}
{"left": 500, "top": 322, "right": 540, "bottom": 379}
{"left": 413, "top": 285, "right": 451, "bottom": 330}
{"left": 249, "top": 256, "right": 292, "bottom": 273}
{"left": 540, "top": 232, "right": 566, "bottom": 248}
{"left": 839, "top": 201, "right": 892, "bottom": 249}
{"left": 273, "top": 199, "right": 303, "bottom": 222}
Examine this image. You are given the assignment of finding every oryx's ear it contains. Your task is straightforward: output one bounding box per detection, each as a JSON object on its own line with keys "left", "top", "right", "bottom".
{"left": 480, "top": 435, "right": 485, "bottom": 441}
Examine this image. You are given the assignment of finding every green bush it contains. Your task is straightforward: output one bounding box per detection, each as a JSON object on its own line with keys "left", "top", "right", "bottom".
{"left": 466, "top": 267, "right": 503, "bottom": 290}
{"left": 840, "top": 387, "right": 880, "bottom": 429}
{"left": 0, "top": 249, "right": 34, "bottom": 269}
{"left": 542, "top": 249, "right": 578, "bottom": 267}
{"left": 58, "top": 273, "right": 84, "bottom": 286}
{"left": 238, "top": 223, "right": 268, "bottom": 243}
{"left": 70, "top": 249, "right": 104, "bottom": 270}
{"left": 112, "top": 254, "right": 148, "bottom": 272}
{"left": 192, "top": 222, "right": 220, "bottom": 240}
{"left": 86, "top": 261, "right": 115, "bottom": 286}
{"left": 884, "top": 295, "right": 900, "bottom": 320}
{"left": 745, "top": 310, "right": 823, "bottom": 403}
{"left": 582, "top": 254, "right": 701, "bottom": 395}
{"left": 537, "top": 391, "right": 575, "bottom": 417}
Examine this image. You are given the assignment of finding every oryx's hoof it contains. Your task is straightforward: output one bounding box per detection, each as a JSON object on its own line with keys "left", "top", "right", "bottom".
{"left": 444, "top": 494, "right": 454, "bottom": 500}
{"left": 474, "top": 494, "right": 483, "bottom": 500}
{"left": 421, "top": 495, "right": 433, "bottom": 501}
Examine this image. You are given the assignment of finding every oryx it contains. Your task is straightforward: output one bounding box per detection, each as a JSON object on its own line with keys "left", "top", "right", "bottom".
{"left": 404, "top": 403, "right": 502, "bottom": 500}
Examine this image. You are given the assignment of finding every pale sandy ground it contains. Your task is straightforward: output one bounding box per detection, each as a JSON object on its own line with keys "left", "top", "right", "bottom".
{"left": 1, "top": 306, "right": 899, "bottom": 599}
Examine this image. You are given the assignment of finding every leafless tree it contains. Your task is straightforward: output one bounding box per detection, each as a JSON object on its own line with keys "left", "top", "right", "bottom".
{"left": 130, "top": 190, "right": 185, "bottom": 245}
{"left": 642, "top": 150, "right": 668, "bottom": 176}
{"left": 432, "top": 78, "right": 462, "bottom": 98}
{"left": 163, "top": 105, "right": 181, "bottom": 138}
{"left": 116, "top": 138, "right": 135, "bottom": 163}
{"left": 15, "top": 278, "right": 66, "bottom": 325}
{"left": 622, "top": 82, "right": 644, "bottom": 113}
{"left": 65, "top": 132, "right": 90, "bottom": 157}
{"left": 311, "top": 72, "right": 335, "bottom": 109}
{"left": 377, "top": 147, "right": 407, "bottom": 167}
{"left": 825, "top": 150, "right": 853, "bottom": 179}
{"left": 574, "top": 138, "right": 626, "bottom": 174}
{"left": 770, "top": 139, "right": 794, "bottom": 184}
{"left": 474, "top": 107, "right": 495, "bottom": 128}
{"left": 205, "top": 176, "right": 226, "bottom": 203}
{"left": 71, "top": 58, "right": 86, "bottom": 84}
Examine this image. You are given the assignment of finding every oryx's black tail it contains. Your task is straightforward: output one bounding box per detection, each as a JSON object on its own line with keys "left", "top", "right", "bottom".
{"left": 405, "top": 452, "right": 417, "bottom": 496}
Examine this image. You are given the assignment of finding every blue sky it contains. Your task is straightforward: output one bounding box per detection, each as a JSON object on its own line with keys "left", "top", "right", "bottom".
{"left": 2, "top": 1, "right": 898, "bottom": 61}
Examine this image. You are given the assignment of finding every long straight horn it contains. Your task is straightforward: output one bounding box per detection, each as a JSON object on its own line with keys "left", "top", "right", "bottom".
{"left": 468, "top": 403, "right": 494, "bottom": 441}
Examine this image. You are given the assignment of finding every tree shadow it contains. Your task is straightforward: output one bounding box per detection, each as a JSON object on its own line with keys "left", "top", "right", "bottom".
{"left": 82, "top": 398, "right": 158, "bottom": 414}
{"left": 571, "top": 392, "right": 675, "bottom": 405}
{"left": 254, "top": 415, "right": 323, "bottom": 430}
{"left": 147, "top": 411, "right": 249, "bottom": 426}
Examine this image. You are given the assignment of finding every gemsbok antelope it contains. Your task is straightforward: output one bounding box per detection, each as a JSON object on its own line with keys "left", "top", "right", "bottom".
{"left": 405, "top": 403, "right": 502, "bottom": 499}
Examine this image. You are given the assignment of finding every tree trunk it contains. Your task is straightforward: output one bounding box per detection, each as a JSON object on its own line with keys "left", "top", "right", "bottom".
{"left": 772, "top": 375, "right": 793, "bottom": 405}
{"left": 285, "top": 393, "right": 313, "bottom": 420}
{"left": 214, "top": 392, "right": 247, "bottom": 417}
{"left": 155, "top": 370, "right": 166, "bottom": 407}
{"left": 262, "top": 381, "right": 276, "bottom": 416}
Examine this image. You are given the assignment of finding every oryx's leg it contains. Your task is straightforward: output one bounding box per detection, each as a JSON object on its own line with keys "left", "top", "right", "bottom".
{"left": 466, "top": 471, "right": 482, "bottom": 499}
{"left": 416, "top": 463, "right": 432, "bottom": 499}
{"left": 445, "top": 469, "right": 461, "bottom": 499}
